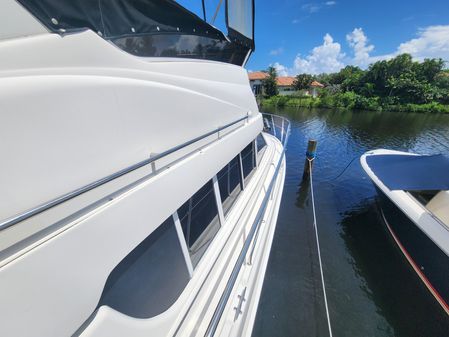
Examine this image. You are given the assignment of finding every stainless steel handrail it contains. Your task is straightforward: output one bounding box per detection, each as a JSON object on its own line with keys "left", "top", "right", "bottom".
{"left": 0, "top": 116, "right": 249, "bottom": 232}
{"left": 205, "top": 113, "right": 290, "bottom": 337}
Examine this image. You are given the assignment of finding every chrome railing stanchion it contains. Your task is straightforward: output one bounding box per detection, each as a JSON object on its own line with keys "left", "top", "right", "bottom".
{"left": 281, "top": 118, "right": 285, "bottom": 143}
{"left": 271, "top": 115, "right": 276, "bottom": 137}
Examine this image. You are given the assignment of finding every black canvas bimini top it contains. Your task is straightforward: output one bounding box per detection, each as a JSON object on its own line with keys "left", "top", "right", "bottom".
{"left": 17, "top": 0, "right": 253, "bottom": 65}
{"left": 18, "top": 0, "right": 224, "bottom": 39}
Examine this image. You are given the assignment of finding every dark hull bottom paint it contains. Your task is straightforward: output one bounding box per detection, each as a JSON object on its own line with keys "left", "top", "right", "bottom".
{"left": 376, "top": 187, "right": 449, "bottom": 315}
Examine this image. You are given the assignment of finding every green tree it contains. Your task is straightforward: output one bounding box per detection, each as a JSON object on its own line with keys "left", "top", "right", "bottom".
{"left": 263, "top": 66, "right": 278, "bottom": 97}
{"left": 293, "top": 73, "right": 313, "bottom": 91}
{"left": 261, "top": 53, "right": 449, "bottom": 110}
{"left": 363, "top": 54, "right": 416, "bottom": 98}
{"left": 415, "top": 58, "right": 446, "bottom": 83}
{"left": 329, "top": 66, "right": 362, "bottom": 84}
{"left": 378, "top": 54, "right": 444, "bottom": 104}
{"left": 315, "top": 73, "right": 332, "bottom": 86}
{"left": 363, "top": 60, "right": 390, "bottom": 97}
{"left": 327, "top": 66, "right": 364, "bottom": 93}
{"left": 435, "top": 71, "right": 449, "bottom": 89}
{"left": 324, "top": 84, "right": 342, "bottom": 95}
{"left": 387, "top": 73, "right": 433, "bottom": 104}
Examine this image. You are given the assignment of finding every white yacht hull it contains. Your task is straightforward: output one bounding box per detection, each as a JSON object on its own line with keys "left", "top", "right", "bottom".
{"left": 0, "top": 27, "right": 288, "bottom": 337}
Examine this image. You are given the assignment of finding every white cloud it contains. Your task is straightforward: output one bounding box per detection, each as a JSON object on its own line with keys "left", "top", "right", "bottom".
{"left": 346, "top": 28, "right": 375, "bottom": 68}
{"left": 345, "top": 25, "right": 449, "bottom": 66}
{"left": 302, "top": 3, "right": 321, "bottom": 13}
{"left": 270, "top": 25, "right": 449, "bottom": 76}
{"left": 301, "top": 1, "right": 336, "bottom": 13}
{"left": 269, "top": 47, "right": 284, "bottom": 56}
{"left": 272, "top": 62, "right": 289, "bottom": 76}
{"left": 292, "top": 34, "right": 345, "bottom": 74}
{"left": 397, "top": 25, "right": 449, "bottom": 61}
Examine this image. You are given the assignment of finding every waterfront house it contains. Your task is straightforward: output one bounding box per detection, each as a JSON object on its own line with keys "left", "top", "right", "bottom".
{"left": 248, "top": 71, "right": 268, "bottom": 95}
{"left": 277, "top": 76, "right": 296, "bottom": 95}
{"left": 248, "top": 72, "right": 296, "bottom": 96}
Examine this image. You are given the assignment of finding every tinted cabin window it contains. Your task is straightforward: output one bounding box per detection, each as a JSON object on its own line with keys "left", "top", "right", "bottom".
{"left": 98, "top": 216, "right": 189, "bottom": 318}
{"left": 178, "top": 180, "right": 220, "bottom": 267}
{"left": 241, "top": 142, "right": 256, "bottom": 179}
{"left": 217, "top": 155, "right": 242, "bottom": 216}
{"left": 256, "top": 133, "right": 267, "bottom": 153}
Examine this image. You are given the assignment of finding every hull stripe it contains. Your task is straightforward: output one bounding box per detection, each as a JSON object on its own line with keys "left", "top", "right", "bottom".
{"left": 381, "top": 209, "right": 449, "bottom": 315}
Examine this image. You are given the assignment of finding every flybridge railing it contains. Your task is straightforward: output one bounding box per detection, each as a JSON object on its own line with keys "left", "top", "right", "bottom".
{"left": 205, "top": 112, "right": 290, "bottom": 337}
{"left": 0, "top": 115, "right": 249, "bottom": 232}
{"left": 261, "top": 112, "right": 290, "bottom": 145}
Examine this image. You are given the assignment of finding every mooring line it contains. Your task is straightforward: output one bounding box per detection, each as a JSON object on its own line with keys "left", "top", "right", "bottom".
{"left": 307, "top": 158, "right": 334, "bottom": 337}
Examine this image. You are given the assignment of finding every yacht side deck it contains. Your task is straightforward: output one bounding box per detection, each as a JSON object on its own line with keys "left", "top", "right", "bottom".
{"left": 0, "top": 112, "right": 289, "bottom": 337}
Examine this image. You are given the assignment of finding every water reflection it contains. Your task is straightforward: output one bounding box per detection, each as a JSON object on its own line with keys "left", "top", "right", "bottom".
{"left": 340, "top": 200, "right": 449, "bottom": 337}
{"left": 253, "top": 107, "right": 449, "bottom": 337}
{"left": 296, "top": 179, "right": 310, "bottom": 209}
{"left": 267, "top": 106, "right": 449, "bottom": 155}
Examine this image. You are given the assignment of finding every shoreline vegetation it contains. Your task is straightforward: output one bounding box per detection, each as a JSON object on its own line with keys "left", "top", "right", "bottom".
{"left": 260, "top": 94, "right": 449, "bottom": 113}
{"left": 259, "top": 54, "right": 449, "bottom": 113}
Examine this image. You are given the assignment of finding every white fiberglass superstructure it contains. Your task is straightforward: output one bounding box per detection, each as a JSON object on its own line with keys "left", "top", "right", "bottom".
{"left": 0, "top": 1, "right": 289, "bottom": 337}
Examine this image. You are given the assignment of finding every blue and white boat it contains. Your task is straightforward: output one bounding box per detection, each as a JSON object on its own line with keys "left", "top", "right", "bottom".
{"left": 361, "top": 149, "right": 449, "bottom": 315}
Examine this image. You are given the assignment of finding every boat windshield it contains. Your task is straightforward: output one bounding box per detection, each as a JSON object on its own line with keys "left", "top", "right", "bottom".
{"left": 17, "top": 0, "right": 254, "bottom": 65}
{"left": 409, "top": 190, "right": 449, "bottom": 227}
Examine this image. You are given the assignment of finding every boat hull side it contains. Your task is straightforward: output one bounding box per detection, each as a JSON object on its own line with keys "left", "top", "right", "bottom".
{"left": 376, "top": 187, "right": 449, "bottom": 315}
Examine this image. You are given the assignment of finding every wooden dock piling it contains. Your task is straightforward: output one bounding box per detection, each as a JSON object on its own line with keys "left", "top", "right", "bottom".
{"left": 302, "top": 139, "right": 317, "bottom": 181}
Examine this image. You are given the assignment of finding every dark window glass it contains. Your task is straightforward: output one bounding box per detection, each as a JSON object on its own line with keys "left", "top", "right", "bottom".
{"left": 241, "top": 142, "right": 256, "bottom": 179}
{"left": 217, "top": 155, "right": 242, "bottom": 215}
{"left": 98, "top": 216, "right": 189, "bottom": 318}
{"left": 113, "top": 35, "right": 249, "bottom": 65}
{"left": 177, "top": 200, "right": 191, "bottom": 241}
{"left": 17, "top": 0, "right": 251, "bottom": 66}
{"left": 256, "top": 133, "right": 267, "bottom": 153}
{"left": 178, "top": 180, "right": 220, "bottom": 267}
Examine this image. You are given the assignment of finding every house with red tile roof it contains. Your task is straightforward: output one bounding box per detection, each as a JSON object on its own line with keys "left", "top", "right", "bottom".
{"left": 276, "top": 76, "right": 296, "bottom": 95}
{"left": 248, "top": 72, "right": 297, "bottom": 96}
{"left": 248, "top": 71, "right": 268, "bottom": 95}
{"left": 248, "top": 72, "right": 269, "bottom": 81}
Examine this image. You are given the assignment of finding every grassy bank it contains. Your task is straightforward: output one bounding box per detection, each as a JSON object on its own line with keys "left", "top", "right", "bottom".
{"left": 260, "top": 93, "right": 449, "bottom": 114}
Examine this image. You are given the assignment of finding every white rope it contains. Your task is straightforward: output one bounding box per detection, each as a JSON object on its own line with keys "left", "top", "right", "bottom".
{"left": 308, "top": 158, "right": 333, "bottom": 337}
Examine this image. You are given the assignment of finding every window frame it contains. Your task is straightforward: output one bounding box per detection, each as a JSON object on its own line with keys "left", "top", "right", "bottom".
{"left": 217, "top": 155, "right": 244, "bottom": 217}
{"left": 172, "top": 137, "right": 262, "bottom": 272}
{"left": 89, "top": 134, "right": 268, "bottom": 325}
{"left": 240, "top": 140, "right": 257, "bottom": 182}
{"left": 175, "top": 178, "right": 223, "bottom": 269}
{"left": 173, "top": 212, "right": 194, "bottom": 277}
{"left": 255, "top": 133, "right": 267, "bottom": 165}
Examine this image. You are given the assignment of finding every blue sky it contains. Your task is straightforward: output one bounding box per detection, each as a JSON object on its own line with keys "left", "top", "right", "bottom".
{"left": 247, "top": 0, "right": 449, "bottom": 74}
{"left": 178, "top": 0, "right": 449, "bottom": 75}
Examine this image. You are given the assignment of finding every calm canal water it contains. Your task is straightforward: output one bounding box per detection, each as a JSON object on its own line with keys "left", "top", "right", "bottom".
{"left": 252, "top": 107, "right": 449, "bottom": 337}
